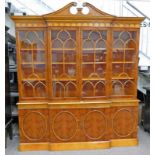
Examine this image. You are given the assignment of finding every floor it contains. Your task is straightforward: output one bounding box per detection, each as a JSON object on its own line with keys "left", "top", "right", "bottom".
{"left": 5, "top": 127, "right": 150, "bottom": 155}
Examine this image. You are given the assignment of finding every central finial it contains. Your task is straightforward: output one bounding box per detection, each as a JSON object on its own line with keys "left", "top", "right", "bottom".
{"left": 70, "top": 1, "right": 90, "bottom": 15}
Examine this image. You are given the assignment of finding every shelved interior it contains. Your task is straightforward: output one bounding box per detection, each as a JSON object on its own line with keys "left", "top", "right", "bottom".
{"left": 18, "top": 29, "right": 138, "bottom": 100}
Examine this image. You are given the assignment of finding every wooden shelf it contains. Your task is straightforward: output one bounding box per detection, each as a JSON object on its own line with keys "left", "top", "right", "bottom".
{"left": 22, "top": 78, "right": 46, "bottom": 81}
{"left": 52, "top": 48, "right": 76, "bottom": 51}
{"left": 53, "top": 78, "right": 106, "bottom": 81}
{"left": 21, "top": 62, "right": 45, "bottom": 65}
{"left": 113, "top": 48, "right": 135, "bottom": 51}
{"left": 112, "top": 61, "right": 135, "bottom": 64}
{"left": 112, "top": 77, "right": 134, "bottom": 80}
{"left": 82, "top": 78, "right": 105, "bottom": 81}
{"left": 83, "top": 48, "right": 106, "bottom": 51}
{"left": 20, "top": 49, "right": 45, "bottom": 51}
{"left": 82, "top": 62, "right": 106, "bottom": 64}
{"left": 52, "top": 62, "right": 76, "bottom": 65}
{"left": 52, "top": 78, "right": 76, "bottom": 81}
{"left": 111, "top": 95, "right": 134, "bottom": 97}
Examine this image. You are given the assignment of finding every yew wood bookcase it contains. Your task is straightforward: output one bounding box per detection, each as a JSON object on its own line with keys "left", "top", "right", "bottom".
{"left": 12, "top": 2, "right": 144, "bottom": 151}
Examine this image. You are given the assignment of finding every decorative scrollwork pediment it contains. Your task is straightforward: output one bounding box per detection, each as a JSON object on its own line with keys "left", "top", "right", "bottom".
{"left": 43, "top": 2, "right": 115, "bottom": 19}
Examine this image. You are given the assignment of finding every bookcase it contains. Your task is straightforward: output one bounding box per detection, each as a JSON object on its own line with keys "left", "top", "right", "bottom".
{"left": 12, "top": 2, "right": 144, "bottom": 151}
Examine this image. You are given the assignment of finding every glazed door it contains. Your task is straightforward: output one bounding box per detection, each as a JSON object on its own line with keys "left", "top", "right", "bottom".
{"left": 17, "top": 30, "right": 48, "bottom": 100}
{"left": 50, "top": 28, "right": 79, "bottom": 99}
{"left": 111, "top": 30, "right": 138, "bottom": 97}
{"left": 81, "top": 29, "right": 108, "bottom": 99}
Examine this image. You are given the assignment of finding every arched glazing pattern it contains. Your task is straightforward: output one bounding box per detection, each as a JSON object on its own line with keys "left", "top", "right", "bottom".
{"left": 51, "top": 30, "right": 77, "bottom": 78}
{"left": 52, "top": 81, "right": 77, "bottom": 98}
{"left": 19, "top": 30, "right": 47, "bottom": 98}
{"left": 22, "top": 81, "right": 47, "bottom": 98}
{"left": 82, "top": 81, "right": 106, "bottom": 97}
{"left": 19, "top": 31, "right": 45, "bottom": 49}
{"left": 112, "top": 80, "right": 135, "bottom": 96}
{"left": 112, "top": 31, "right": 137, "bottom": 97}
{"left": 81, "top": 30, "right": 107, "bottom": 98}
{"left": 112, "top": 31, "right": 137, "bottom": 78}
{"left": 51, "top": 29, "right": 78, "bottom": 98}
{"left": 82, "top": 30, "right": 107, "bottom": 78}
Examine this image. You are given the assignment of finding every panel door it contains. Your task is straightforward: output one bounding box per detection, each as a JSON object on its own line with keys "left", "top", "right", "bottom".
{"left": 81, "top": 29, "right": 108, "bottom": 98}
{"left": 17, "top": 30, "right": 48, "bottom": 99}
{"left": 18, "top": 109, "right": 49, "bottom": 143}
{"left": 49, "top": 108, "right": 110, "bottom": 142}
{"left": 50, "top": 28, "right": 79, "bottom": 99}
{"left": 111, "top": 30, "right": 138, "bottom": 97}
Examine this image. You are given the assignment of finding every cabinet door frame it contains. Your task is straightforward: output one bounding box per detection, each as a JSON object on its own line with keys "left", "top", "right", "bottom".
{"left": 49, "top": 27, "right": 80, "bottom": 100}
{"left": 80, "top": 27, "right": 110, "bottom": 100}
{"left": 110, "top": 28, "right": 140, "bottom": 98}
{"left": 16, "top": 27, "right": 48, "bottom": 101}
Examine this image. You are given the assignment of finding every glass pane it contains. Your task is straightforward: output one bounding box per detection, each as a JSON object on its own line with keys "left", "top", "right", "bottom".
{"left": 52, "top": 51, "right": 63, "bottom": 62}
{"left": 112, "top": 31, "right": 137, "bottom": 86}
{"left": 22, "top": 81, "right": 33, "bottom": 97}
{"left": 96, "top": 39, "right": 106, "bottom": 49}
{"left": 51, "top": 30, "right": 76, "bottom": 49}
{"left": 52, "top": 39, "right": 63, "bottom": 48}
{"left": 65, "top": 64, "right": 76, "bottom": 78}
{"left": 82, "top": 80, "right": 105, "bottom": 97}
{"left": 125, "top": 51, "right": 136, "bottom": 62}
{"left": 19, "top": 31, "right": 45, "bottom": 50}
{"left": 112, "top": 64, "right": 123, "bottom": 77}
{"left": 112, "top": 80, "right": 135, "bottom": 96}
{"left": 112, "top": 49, "right": 124, "bottom": 62}
{"left": 83, "top": 50, "right": 94, "bottom": 62}
{"left": 52, "top": 64, "right": 76, "bottom": 78}
{"left": 34, "top": 64, "right": 46, "bottom": 78}
{"left": 112, "top": 81, "right": 124, "bottom": 95}
{"left": 20, "top": 40, "right": 32, "bottom": 49}
{"left": 64, "top": 51, "right": 76, "bottom": 62}
{"left": 124, "top": 64, "right": 135, "bottom": 77}
{"left": 21, "top": 64, "right": 46, "bottom": 79}
{"left": 112, "top": 63, "right": 135, "bottom": 78}
{"left": 113, "top": 31, "right": 137, "bottom": 62}
{"left": 53, "top": 82, "right": 64, "bottom": 97}
{"left": 82, "top": 64, "right": 94, "bottom": 78}
{"left": 21, "top": 50, "right": 32, "bottom": 62}
{"left": 52, "top": 64, "right": 63, "bottom": 78}
{"left": 82, "top": 81, "right": 94, "bottom": 97}
{"left": 65, "top": 81, "right": 77, "bottom": 97}
{"left": 83, "top": 40, "right": 94, "bottom": 49}
{"left": 95, "top": 64, "right": 106, "bottom": 78}
{"left": 34, "top": 81, "right": 47, "bottom": 97}
{"left": 83, "top": 30, "right": 107, "bottom": 42}
{"left": 113, "top": 39, "right": 124, "bottom": 48}
{"left": 82, "top": 30, "right": 107, "bottom": 82}
{"left": 52, "top": 81, "right": 77, "bottom": 98}
{"left": 95, "top": 81, "right": 106, "bottom": 96}
{"left": 22, "top": 81, "right": 47, "bottom": 97}
{"left": 65, "top": 39, "right": 76, "bottom": 48}
{"left": 21, "top": 64, "right": 33, "bottom": 79}
{"left": 33, "top": 50, "right": 45, "bottom": 62}
{"left": 125, "top": 39, "right": 136, "bottom": 48}
{"left": 124, "top": 80, "right": 135, "bottom": 95}
{"left": 95, "top": 50, "right": 106, "bottom": 62}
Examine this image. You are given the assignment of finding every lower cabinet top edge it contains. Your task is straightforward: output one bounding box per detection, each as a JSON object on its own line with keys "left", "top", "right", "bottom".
{"left": 17, "top": 99, "right": 139, "bottom": 109}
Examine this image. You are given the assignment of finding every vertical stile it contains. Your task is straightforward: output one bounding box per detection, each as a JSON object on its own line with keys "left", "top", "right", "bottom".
{"left": 106, "top": 28, "right": 112, "bottom": 98}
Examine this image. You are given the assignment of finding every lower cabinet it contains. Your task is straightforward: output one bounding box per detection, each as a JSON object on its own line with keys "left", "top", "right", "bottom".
{"left": 18, "top": 103, "right": 138, "bottom": 150}
{"left": 49, "top": 108, "right": 110, "bottom": 142}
